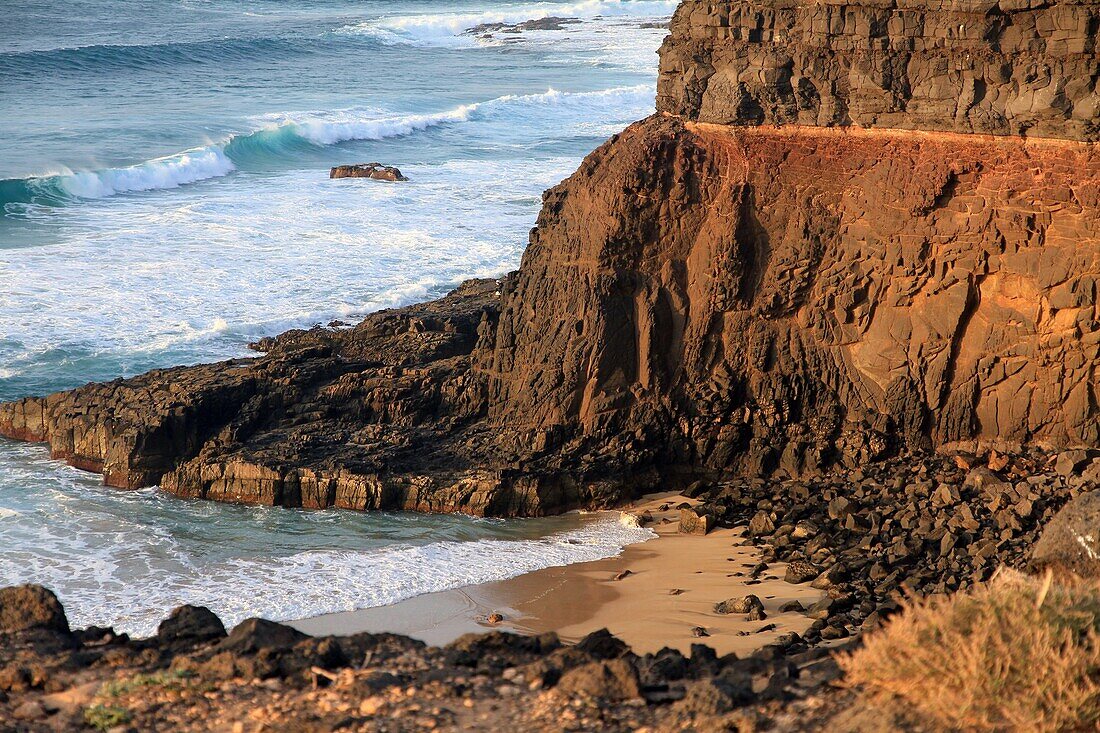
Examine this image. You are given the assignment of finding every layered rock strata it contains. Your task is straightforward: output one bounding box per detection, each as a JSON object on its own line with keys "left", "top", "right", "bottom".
{"left": 2, "top": 0, "right": 1098, "bottom": 515}
{"left": 658, "top": 0, "right": 1100, "bottom": 141}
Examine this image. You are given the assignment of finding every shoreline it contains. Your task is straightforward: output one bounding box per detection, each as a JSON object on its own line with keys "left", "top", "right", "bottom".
{"left": 289, "top": 492, "right": 825, "bottom": 656}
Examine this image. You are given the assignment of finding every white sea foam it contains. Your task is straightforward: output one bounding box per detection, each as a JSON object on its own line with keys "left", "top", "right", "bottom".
{"left": 23, "top": 84, "right": 650, "bottom": 205}
{"left": 0, "top": 471, "right": 654, "bottom": 637}
{"left": 292, "top": 105, "right": 477, "bottom": 146}
{"left": 55, "top": 147, "right": 236, "bottom": 199}
{"left": 339, "top": 0, "right": 677, "bottom": 47}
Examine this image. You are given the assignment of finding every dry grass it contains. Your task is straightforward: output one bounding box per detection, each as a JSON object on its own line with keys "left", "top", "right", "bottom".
{"left": 839, "top": 569, "right": 1100, "bottom": 732}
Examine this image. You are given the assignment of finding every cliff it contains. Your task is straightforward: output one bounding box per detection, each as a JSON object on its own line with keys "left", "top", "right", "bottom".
{"left": 2, "top": 0, "right": 1099, "bottom": 515}
{"left": 658, "top": 0, "right": 1099, "bottom": 140}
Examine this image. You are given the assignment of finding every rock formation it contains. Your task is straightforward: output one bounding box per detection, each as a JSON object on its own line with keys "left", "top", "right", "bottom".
{"left": 658, "top": 0, "right": 1099, "bottom": 141}
{"left": 2, "top": 0, "right": 1099, "bottom": 515}
{"left": 329, "top": 163, "right": 409, "bottom": 181}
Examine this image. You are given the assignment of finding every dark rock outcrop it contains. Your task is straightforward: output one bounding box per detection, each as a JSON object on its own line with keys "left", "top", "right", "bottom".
{"left": 466, "top": 16, "right": 582, "bottom": 35}
{"left": 658, "top": 0, "right": 1100, "bottom": 141}
{"left": 156, "top": 605, "right": 227, "bottom": 648}
{"left": 0, "top": 585, "right": 69, "bottom": 635}
{"left": 329, "top": 163, "right": 409, "bottom": 181}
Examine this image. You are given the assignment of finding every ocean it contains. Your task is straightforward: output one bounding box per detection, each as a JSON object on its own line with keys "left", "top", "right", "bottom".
{"left": 0, "top": 0, "right": 667, "bottom": 635}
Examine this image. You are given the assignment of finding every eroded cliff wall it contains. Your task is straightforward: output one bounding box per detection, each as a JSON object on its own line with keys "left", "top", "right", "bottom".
{"left": 1, "top": 0, "right": 1098, "bottom": 515}
{"left": 481, "top": 117, "right": 1100, "bottom": 481}
{"left": 658, "top": 0, "right": 1099, "bottom": 140}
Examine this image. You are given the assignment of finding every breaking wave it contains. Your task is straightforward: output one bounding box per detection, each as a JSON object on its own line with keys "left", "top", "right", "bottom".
{"left": 0, "top": 84, "right": 652, "bottom": 209}
{"left": 338, "top": 0, "right": 676, "bottom": 47}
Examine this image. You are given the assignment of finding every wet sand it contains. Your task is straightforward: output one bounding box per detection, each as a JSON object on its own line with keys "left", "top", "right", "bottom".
{"left": 290, "top": 493, "right": 824, "bottom": 656}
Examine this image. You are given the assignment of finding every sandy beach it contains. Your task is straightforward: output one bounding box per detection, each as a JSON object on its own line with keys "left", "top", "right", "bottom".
{"left": 291, "top": 493, "right": 824, "bottom": 656}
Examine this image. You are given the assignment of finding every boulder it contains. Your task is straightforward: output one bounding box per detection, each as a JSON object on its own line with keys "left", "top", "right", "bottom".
{"left": 678, "top": 507, "right": 712, "bottom": 535}
{"left": 218, "top": 618, "right": 307, "bottom": 655}
{"left": 1032, "top": 492, "right": 1100, "bottom": 577}
{"left": 157, "top": 605, "right": 227, "bottom": 647}
{"left": 574, "top": 628, "right": 628, "bottom": 660}
{"left": 714, "top": 594, "right": 765, "bottom": 620}
{"left": 783, "top": 561, "right": 820, "bottom": 584}
{"left": 555, "top": 659, "right": 640, "bottom": 701}
{"left": 1055, "top": 449, "right": 1096, "bottom": 478}
{"left": 329, "top": 163, "right": 409, "bottom": 182}
{"left": 0, "top": 585, "right": 69, "bottom": 635}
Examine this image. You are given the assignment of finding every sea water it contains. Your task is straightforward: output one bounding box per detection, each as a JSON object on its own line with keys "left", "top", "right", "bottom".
{"left": 0, "top": 0, "right": 666, "bottom": 635}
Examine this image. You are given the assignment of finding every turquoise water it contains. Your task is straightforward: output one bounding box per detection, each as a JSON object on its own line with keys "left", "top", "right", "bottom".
{"left": 0, "top": 0, "right": 666, "bottom": 634}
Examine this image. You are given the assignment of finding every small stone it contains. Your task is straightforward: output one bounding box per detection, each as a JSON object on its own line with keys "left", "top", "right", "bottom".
{"left": 612, "top": 570, "right": 632, "bottom": 581}
{"left": 778, "top": 600, "right": 805, "bottom": 613}
{"left": 987, "top": 450, "right": 1009, "bottom": 472}
{"left": 691, "top": 626, "right": 710, "bottom": 637}
{"left": 486, "top": 612, "right": 504, "bottom": 624}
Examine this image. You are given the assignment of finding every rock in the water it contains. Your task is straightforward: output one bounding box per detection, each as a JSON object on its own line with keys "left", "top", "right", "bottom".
{"left": 678, "top": 507, "right": 711, "bottom": 535}
{"left": 157, "top": 605, "right": 227, "bottom": 647}
{"left": 0, "top": 585, "right": 69, "bottom": 635}
{"left": 329, "top": 163, "right": 408, "bottom": 181}
{"left": 1033, "top": 492, "right": 1100, "bottom": 577}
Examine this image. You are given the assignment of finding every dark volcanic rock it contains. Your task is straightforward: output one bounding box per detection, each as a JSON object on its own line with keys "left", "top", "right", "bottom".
{"left": 466, "top": 16, "right": 581, "bottom": 35}
{"left": 329, "top": 162, "right": 409, "bottom": 181}
{"left": 555, "top": 659, "right": 642, "bottom": 701}
{"left": 658, "top": 0, "right": 1100, "bottom": 142}
{"left": 157, "top": 605, "right": 227, "bottom": 647}
{"left": 219, "top": 618, "right": 308, "bottom": 655}
{"left": 0, "top": 585, "right": 69, "bottom": 635}
{"left": 1032, "top": 491, "right": 1100, "bottom": 577}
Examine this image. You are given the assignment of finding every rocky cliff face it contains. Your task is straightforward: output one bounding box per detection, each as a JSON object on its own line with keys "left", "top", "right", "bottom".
{"left": 658, "top": 0, "right": 1100, "bottom": 140}
{"left": 2, "top": 0, "right": 1098, "bottom": 515}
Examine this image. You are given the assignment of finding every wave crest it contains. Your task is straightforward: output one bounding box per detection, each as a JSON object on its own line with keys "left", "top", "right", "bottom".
{"left": 1, "top": 84, "right": 652, "bottom": 209}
